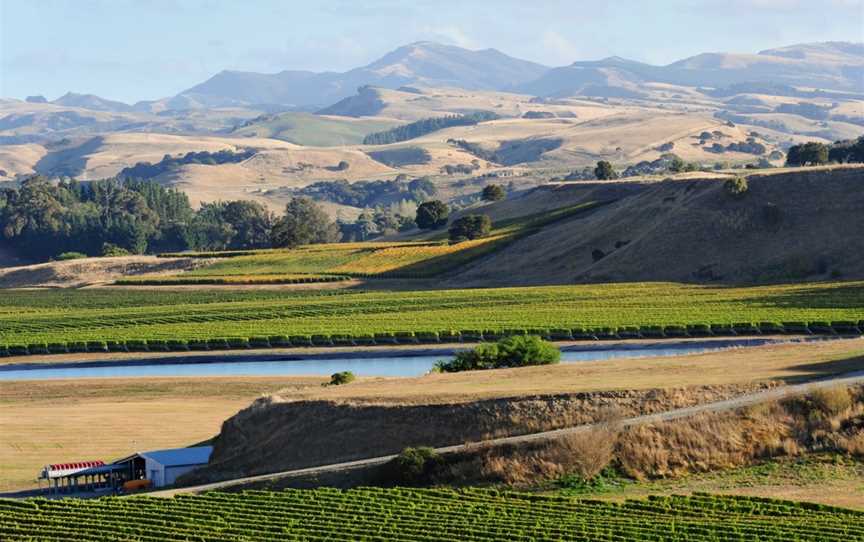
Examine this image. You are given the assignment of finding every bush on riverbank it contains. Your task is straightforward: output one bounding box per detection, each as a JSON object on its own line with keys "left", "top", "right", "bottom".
{"left": 433, "top": 335, "right": 561, "bottom": 372}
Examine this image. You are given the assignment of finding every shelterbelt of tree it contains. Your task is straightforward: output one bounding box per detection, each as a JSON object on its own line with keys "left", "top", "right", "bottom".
{"left": 0, "top": 489, "right": 861, "bottom": 541}
{"left": 1, "top": 281, "right": 862, "bottom": 354}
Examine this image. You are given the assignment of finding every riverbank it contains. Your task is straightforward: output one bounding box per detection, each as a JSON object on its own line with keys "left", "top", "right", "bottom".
{"left": 0, "top": 335, "right": 830, "bottom": 372}
{"left": 2, "top": 338, "right": 863, "bottom": 493}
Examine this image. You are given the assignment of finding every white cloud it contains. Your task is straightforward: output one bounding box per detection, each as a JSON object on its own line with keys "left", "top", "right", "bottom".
{"left": 540, "top": 30, "right": 581, "bottom": 65}
{"left": 418, "top": 25, "right": 480, "bottom": 49}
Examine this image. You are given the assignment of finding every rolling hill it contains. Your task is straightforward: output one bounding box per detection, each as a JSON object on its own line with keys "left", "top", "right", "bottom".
{"left": 449, "top": 166, "right": 864, "bottom": 286}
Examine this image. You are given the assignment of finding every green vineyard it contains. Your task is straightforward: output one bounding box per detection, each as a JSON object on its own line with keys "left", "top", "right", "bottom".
{"left": 0, "top": 489, "right": 861, "bottom": 541}
{"left": 2, "top": 281, "right": 864, "bottom": 355}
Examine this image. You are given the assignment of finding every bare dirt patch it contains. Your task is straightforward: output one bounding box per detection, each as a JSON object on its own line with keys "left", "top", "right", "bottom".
{"left": 0, "top": 255, "right": 211, "bottom": 289}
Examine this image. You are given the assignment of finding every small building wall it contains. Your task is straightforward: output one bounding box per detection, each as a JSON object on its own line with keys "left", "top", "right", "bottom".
{"left": 143, "top": 457, "right": 165, "bottom": 487}
{"left": 163, "top": 465, "right": 201, "bottom": 486}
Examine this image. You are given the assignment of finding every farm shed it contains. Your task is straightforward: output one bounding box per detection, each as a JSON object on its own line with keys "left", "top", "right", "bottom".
{"left": 38, "top": 446, "right": 213, "bottom": 494}
{"left": 114, "top": 446, "right": 213, "bottom": 488}
{"left": 38, "top": 460, "right": 125, "bottom": 495}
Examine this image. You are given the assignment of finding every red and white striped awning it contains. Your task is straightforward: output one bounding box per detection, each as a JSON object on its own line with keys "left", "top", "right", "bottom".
{"left": 42, "top": 460, "right": 105, "bottom": 479}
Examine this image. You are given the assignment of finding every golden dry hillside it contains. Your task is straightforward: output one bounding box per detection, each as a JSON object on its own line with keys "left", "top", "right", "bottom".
{"left": 1, "top": 80, "right": 860, "bottom": 216}
{"left": 449, "top": 166, "right": 864, "bottom": 286}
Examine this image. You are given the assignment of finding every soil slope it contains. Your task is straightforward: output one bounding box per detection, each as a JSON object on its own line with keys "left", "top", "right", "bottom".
{"left": 184, "top": 383, "right": 769, "bottom": 484}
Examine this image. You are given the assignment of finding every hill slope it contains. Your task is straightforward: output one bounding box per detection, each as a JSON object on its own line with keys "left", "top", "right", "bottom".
{"left": 451, "top": 166, "right": 864, "bottom": 286}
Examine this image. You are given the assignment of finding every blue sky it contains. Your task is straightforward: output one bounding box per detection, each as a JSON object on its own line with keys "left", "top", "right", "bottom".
{"left": 1, "top": 0, "right": 862, "bottom": 103}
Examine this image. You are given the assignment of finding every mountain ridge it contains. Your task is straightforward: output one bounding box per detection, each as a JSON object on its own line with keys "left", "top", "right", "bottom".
{"left": 16, "top": 40, "right": 864, "bottom": 114}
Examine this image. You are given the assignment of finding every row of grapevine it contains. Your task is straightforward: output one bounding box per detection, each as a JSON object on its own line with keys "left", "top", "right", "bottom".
{"left": 0, "top": 489, "right": 860, "bottom": 541}
{"left": 2, "top": 320, "right": 861, "bottom": 358}
{"left": 114, "top": 274, "right": 351, "bottom": 286}
{"left": 3, "top": 282, "right": 863, "bottom": 347}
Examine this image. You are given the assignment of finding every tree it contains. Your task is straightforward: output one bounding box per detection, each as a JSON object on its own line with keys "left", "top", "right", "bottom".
{"left": 221, "top": 200, "right": 273, "bottom": 249}
{"left": 335, "top": 160, "right": 350, "bottom": 171}
{"left": 449, "top": 214, "right": 491, "bottom": 242}
{"left": 594, "top": 161, "right": 618, "bottom": 180}
{"left": 271, "top": 197, "right": 340, "bottom": 248}
{"left": 186, "top": 202, "right": 236, "bottom": 251}
{"left": 668, "top": 155, "right": 685, "bottom": 173}
{"left": 786, "top": 142, "right": 829, "bottom": 166}
{"left": 481, "top": 184, "right": 506, "bottom": 202}
{"left": 415, "top": 200, "right": 449, "bottom": 230}
{"left": 828, "top": 136, "right": 864, "bottom": 164}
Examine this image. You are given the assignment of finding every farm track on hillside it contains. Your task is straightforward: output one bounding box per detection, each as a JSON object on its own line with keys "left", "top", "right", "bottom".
{"left": 150, "top": 369, "right": 864, "bottom": 497}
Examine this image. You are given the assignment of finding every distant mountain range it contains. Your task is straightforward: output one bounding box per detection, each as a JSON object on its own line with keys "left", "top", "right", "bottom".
{"left": 174, "top": 42, "right": 549, "bottom": 110}
{"left": 25, "top": 41, "right": 864, "bottom": 113}
{"left": 520, "top": 42, "right": 864, "bottom": 98}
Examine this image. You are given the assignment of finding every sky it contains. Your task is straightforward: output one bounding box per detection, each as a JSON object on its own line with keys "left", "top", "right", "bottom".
{"left": 1, "top": 0, "right": 862, "bottom": 104}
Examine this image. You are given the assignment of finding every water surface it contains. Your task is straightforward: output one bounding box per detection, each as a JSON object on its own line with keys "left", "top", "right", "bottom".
{"left": 0, "top": 338, "right": 811, "bottom": 381}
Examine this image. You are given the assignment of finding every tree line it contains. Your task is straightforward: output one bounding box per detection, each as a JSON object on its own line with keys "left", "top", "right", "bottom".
{"left": 119, "top": 149, "right": 256, "bottom": 180}
{"left": 294, "top": 177, "right": 436, "bottom": 208}
{"left": 785, "top": 137, "right": 864, "bottom": 167}
{"left": 0, "top": 176, "right": 340, "bottom": 260}
{"left": 362, "top": 112, "right": 499, "bottom": 145}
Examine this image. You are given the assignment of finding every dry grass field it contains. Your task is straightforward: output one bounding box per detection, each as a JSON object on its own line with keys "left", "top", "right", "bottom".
{"left": 0, "top": 255, "right": 210, "bottom": 288}
{"left": 270, "top": 339, "right": 864, "bottom": 405}
{"left": 0, "top": 376, "right": 323, "bottom": 492}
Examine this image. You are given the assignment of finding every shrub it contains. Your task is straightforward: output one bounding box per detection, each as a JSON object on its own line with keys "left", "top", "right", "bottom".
{"left": 101, "top": 243, "right": 131, "bottom": 257}
{"left": 415, "top": 200, "right": 449, "bottom": 230}
{"left": 594, "top": 160, "right": 617, "bottom": 180}
{"left": 327, "top": 371, "right": 356, "bottom": 386}
{"left": 267, "top": 335, "right": 291, "bottom": 347}
{"left": 56, "top": 252, "right": 87, "bottom": 261}
{"left": 147, "top": 339, "right": 168, "bottom": 351}
{"left": 126, "top": 340, "right": 148, "bottom": 352}
{"left": 86, "top": 340, "right": 108, "bottom": 352}
{"left": 810, "top": 386, "right": 852, "bottom": 417}
{"left": 248, "top": 336, "right": 271, "bottom": 348}
{"left": 27, "top": 343, "right": 49, "bottom": 354}
{"left": 206, "top": 338, "right": 229, "bottom": 350}
{"left": 105, "top": 340, "right": 127, "bottom": 352}
{"left": 227, "top": 338, "right": 249, "bottom": 349}
{"left": 386, "top": 447, "right": 442, "bottom": 485}
{"left": 724, "top": 176, "right": 748, "bottom": 197}
{"left": 448, "top": 214, "right": 491, "bottom": 242}
{"left": 435, "top": 335, "right": 560, "bottom": 372}
{"left": 481, "top": 184, "right": 506, "bottom": 202}
{"left": 549, "top": 425, "right": 619, "bottom": 481}
{"left": 47, "top": 343, "right": 69, "bottom": 354}
{"left": 166, "top": 339, "right": 189, "bottom": 351}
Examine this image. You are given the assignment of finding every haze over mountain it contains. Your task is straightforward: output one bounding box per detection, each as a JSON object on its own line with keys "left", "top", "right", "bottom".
{"left": 175, "top": 42, "right": 549, "bottom": 110}
{"left": 519, "top": 42, "right": 864, "bottom": 98}
{"left": 19, "top": 40, "right": 863, "bottom": 115}
{"left": 168, "top": 40, "right": 864, "bottom": 110}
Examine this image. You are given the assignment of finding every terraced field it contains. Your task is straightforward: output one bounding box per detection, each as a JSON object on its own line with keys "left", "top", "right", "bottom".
{"left": 1, "top": 281, "right": 863, "bottom": 354}
{"left": 0, "top": 489, "right": 860, "bottom": 541}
